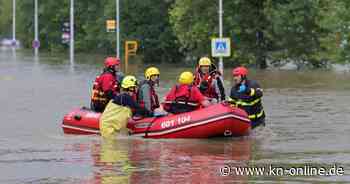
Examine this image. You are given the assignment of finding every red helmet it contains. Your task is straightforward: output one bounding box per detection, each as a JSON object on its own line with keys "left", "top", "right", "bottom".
{"left": 104, "top": 57, "right": 120, "bottom": 67}
{"left": 232, "top": 66, "right": 248, "bottom": 76}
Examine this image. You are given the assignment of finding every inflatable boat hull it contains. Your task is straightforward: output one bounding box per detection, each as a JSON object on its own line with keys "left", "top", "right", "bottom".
{"left": 62, "top": 103, "right": 251, "bottom": 138}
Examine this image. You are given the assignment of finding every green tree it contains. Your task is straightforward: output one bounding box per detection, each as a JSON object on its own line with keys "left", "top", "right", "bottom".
{"left": 225, "top": 0, "right": 270, "bottom": 68}
{"left": 267, "top": 0, "right": 330, "bottom": 68}
{"left": 15, "top": 0, "right": 182, "bottom": 63}
{"left": 170, "top": 0, "right": 271, "bottom": 68}
{"left": 320, "top": 0, "right": 350, "bottom": 64}
{"left": 0, "top": 0, "right": 13, "bottom": 37}
{"left": 11, "top": 0, "right": 350, "bottom": 67}
{"left": 170, "top": 0, "right": 217, "bottom": 61}
{"left": 120, "top": 0, "right": 182, "bottom": 63}
{"left": 170, "top": 0, "right": 333, "bottom": 68}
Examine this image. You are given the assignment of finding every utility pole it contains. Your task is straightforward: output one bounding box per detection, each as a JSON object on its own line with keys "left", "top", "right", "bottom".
{"left": 12, "top": 0, "right": 16, "bottom": 46}
{"left": 218, "top": 0, "right": 224, "bottom": 75}
{"left": 34, "top": 0, "right": 39, "bottom": 56}
{"left": 116, "top": 0, "right": 120, "bottom": 58}
{"left": 70, "top": 0, "right": 74, "bottom": 64}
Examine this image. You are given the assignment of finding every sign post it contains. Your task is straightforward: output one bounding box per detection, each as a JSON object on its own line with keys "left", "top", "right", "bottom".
{"left": 116, "top": 0, "right": 120, "bottom": 58}
{"left": 61, "top": 22, "right": 70, "bottom": 44}
{"left": 33, "top": 0, "right": 39, "bottom": 55}
{"left": 124, "top": 41, "right": 138, "bottom": 73}
{"left": 211, "top": 38, "right": 231, "bottom": 58}
{"left": 218, "top": 0, "right": 223, "bottom": 75}
{"left": 70, "top": 0, "right": 74, "bottom": 65}
{"left": 106, "top": 20, "right": 116, "bottom": 32}
{"left": 212, "top": 37, "right": 230, "bottom": 81}
{"left": 12, "top": 0, "right": 16, "bottom": 47}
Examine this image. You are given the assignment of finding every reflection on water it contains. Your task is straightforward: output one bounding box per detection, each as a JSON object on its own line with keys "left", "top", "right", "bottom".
{"left": 1, "top": 50, "right": 350, "bottom": 183}
{"left": 89, "top": 139, "right": 131, "bottom": 184}
{"left": 126, "top": 138, "right": 251, "bottom": 183}
{"left": 60, "top": 137, "right": 252, "bottom": 184}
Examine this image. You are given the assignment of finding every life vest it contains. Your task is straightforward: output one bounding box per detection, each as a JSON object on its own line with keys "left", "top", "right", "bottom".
{"left": 164, "top": 85, "right": 200, "bottom": 114}
{"left": 129, "top": 92, "right": 138, "bottom": 114}
{"left": 114, "top": 80, "right": 121, "bottom": 94}
{"left": 194, "top": 66, "right": 220, "bottom": 99}
{"left": 228, "top": 80, "right": 265, "bottom": 128}
{"left": 137, "top": 80, "right": 160, "bottom": 111}
{"left": 90, "top": 71, "right": 119, "bottom": 111}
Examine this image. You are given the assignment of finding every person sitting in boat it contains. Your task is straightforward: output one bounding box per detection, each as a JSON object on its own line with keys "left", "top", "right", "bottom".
{"left": 90, "top": 57, "right": 122, "bottom": 112}
{"left": 100, "top": 75, "right": 153, "bottom": 138}
{"left": 194, "top": 57, "right": 225, "bottom": 103}
{"left": 137, "top": 67, "right": 162, "bottom": 114}
{"left": 228, "top": 66, "right": 265, "bottom": 128}
{"left": 163, "top": 71, "right": 210, "bottom": 114}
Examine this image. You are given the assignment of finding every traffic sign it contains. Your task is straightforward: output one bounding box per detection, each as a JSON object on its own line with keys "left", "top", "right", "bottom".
{"left": 32, "top": 40, "right": 40, "bottom": 48}
{"left": 11, "top": 40, "right": 17, "bottom": 47}
{"left": 62, "top": 33, "right": 70, "bottom": 44}
{"left": 106, "top": 20, "right": 116, "bottom": 32}
{"left": 61, "top": 22, "right": 70, "bottom": 32}
{"left": 211, "top": 38, "right": 231, "bottom": 57}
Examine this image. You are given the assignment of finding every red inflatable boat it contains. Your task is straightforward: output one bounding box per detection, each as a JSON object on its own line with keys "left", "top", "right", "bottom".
{"left": 62, "top": 103, "right": 251, "bottom": 138}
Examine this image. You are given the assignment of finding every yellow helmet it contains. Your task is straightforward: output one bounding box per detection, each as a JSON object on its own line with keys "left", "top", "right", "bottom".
{"left": 199, "top": 57, "right": 211, "bottom": 66}
{"left": 145, "top": 67, "right": 160, "bottom": 80}
{"left": 178, "top": 71, "right": 194, "bottom": 85}
{"left": 121, "top": 75, "right": 138, "bottom": 89}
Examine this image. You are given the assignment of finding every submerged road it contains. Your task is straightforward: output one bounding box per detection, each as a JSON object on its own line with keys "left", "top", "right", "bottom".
{"left": 0, "top": 50, "right": 349, "bottom": 183}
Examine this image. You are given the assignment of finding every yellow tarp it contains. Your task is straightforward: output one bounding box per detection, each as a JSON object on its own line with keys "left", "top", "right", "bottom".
{"left": 99, "top": 100, "right": 132, "bottom": 138}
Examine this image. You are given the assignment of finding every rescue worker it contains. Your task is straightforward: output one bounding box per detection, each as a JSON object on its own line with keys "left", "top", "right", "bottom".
{"left": 100, "top": 75, "right": 153, "bottom": 138}
{"left": 137, "top": 67, "right": 161, "bottom": 113}
{"left": 163, "top": 71, "right": 210, "bottom": 114}
{"left": 90, "top": 57, "right": 122, "bottom": 112}
{"left": 194, "top": 57, "right": 225, "bottom": 102}
{"left": 228, "top": 66, "right": 265, "bottom": 128}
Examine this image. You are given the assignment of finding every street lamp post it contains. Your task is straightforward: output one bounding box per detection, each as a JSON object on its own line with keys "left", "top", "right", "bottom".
{"left": 12, "top": 0, "right": 16, "bottom": 46}
{"left": 70, "top": 0, "right": 74, "bottom": 64}
{"left": 116, "top": 0, "right": 120, "bottom": 58}
{"left": 34, "top": 0, "right": 39, "bottom": 56}
{"left": 218, "top": 0, "right": 224, "bottom": 75}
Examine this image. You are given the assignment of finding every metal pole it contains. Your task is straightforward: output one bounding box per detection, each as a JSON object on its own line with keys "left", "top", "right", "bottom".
{"left": 218, "top": 0, "right": 224, "bottom": 75}
{"left": 12, "top": 0, "right": 16, "bottom": 44}
{"left": 116, "top": 0, "right": 120, "bottom": 58}
{"left": 219, "top": 0, "right": 223, "bottom": 42}
{"left": 70, "top": 0, "right": 74, "bottom": 64}
{"left": 34, "top": 0, "right": 39, "bottom": 56}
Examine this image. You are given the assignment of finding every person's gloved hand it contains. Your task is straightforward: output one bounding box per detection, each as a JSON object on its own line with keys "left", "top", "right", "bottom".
{"left": 153, "top": 108, "right": 168, "bottom": 117}
{"left": 209, "top": 98, "right": 218, "bottom": 104}
{"left": 238, "top": 84, "right": 247, "bottom": 93}
{"left": 154, "top": 111, "right": 167, "bottom": 117}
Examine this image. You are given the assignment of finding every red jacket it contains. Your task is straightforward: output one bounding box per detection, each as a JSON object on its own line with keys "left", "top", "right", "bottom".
{"left": 90, "top": 71, "right": 119, "bottom": 112}
{"left": 194, "top": 66, "right": 225, "bottom": 101}
{"left": 163, "top": 84, "right": 205, "bottom": 113}
{"left": 97, "top": 72, "right": 118, "bottom": 94}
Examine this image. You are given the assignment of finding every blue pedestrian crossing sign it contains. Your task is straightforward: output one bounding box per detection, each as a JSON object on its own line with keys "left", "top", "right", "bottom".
{"left": 211, "top": 38, "right": 231, "bottom": 57}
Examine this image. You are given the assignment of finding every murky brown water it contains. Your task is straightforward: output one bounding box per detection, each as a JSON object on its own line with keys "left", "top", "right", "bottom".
{"left": 1, "top": 50, "right": 350, "bottom": 183}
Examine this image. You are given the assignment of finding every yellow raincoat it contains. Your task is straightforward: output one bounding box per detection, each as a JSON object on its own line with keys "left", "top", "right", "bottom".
{"left": 99, "top": 100, "right": 132, "bottom": 138}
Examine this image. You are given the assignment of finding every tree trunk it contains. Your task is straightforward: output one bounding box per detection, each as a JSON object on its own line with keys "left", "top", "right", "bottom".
{"left": 256, "top": 30, "right": 267, "bottom": 69}
{"left": 255, "top": 0, "right": 268, "bottom": 69}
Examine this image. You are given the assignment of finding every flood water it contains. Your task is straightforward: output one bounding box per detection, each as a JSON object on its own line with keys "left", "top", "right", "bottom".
{"left": 1, "top": 50, "right": 350, "bottom": 183}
